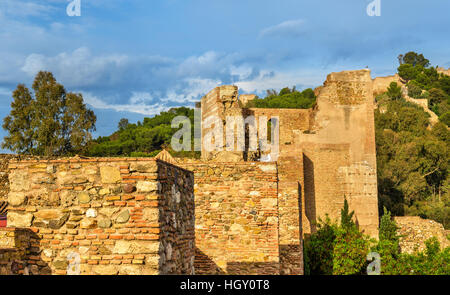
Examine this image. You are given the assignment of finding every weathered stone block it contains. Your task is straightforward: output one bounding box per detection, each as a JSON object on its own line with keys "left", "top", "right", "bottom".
{"left": 99, "top": 207, "right": 120, "bottom": 217}
{"left": 136, "top": 181, "right": 157, "bottom": 193}
{"left": 53, "top": 260, "right": 68, "bottom": 270}
{"left": 115, "top": 210, "right": 130, "bottom": 223}
{"left": 86, "top": 208, "right": 97, "bottom": 218}
{"left": 9, "top": 170, "right": 30, "bottom": 192}
{"left": 80, "top": 217, "right": 97, "bottom": 229}
{"left": 142, "top": 208, "right": 159, "bottom": 223}
{"left": 78, "top": 192, "right": 91, "bottom": 204}
{"left": 100, "top": 166, "right": 121, "bottom": 184}
{"left": 130, "top": 162, "right": 157, "bottom": 173}
{"left": 34, "top": 209, "right": 64, "bottom": 220}
{"left": 8, "top": 192, "right": 27, "bottom": 206}
{"left": 98, "top": 218, "right": 112, "bottom": 228}
{"left": 113, "top": 240, "right": 160, "bottom": 254}
{"left": 7, "top": 212, "right": 34, "bottom": 227}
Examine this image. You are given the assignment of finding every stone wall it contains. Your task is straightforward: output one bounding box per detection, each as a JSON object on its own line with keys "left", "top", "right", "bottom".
{"left": 295, "top": 70, "right": 379, "bottom": 238}
{"left": 0, "top": 155, "right": 22, "bottom": 203}
{"left": 179, "top": 160, "right": 280, "bottom": 275}
{"left": 4, "top": 157, "right": 194, "bottom": 275}
{"left": 372, "top": 74, "right": 402, "bottom": 96}
{"left": 0, "top": 228, "right": 47, "bottom": 275}
{"left": 394, "top": 216, "right": 450, "bottom": 254}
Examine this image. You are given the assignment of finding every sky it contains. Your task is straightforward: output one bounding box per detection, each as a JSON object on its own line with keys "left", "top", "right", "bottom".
{"left": 0, "top": 0, "right": 449, "bottom": 153}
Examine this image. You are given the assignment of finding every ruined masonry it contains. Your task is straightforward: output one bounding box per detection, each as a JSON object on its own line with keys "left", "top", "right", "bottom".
{"left": 0, "top": 69, "right": 380, "bottom": 275}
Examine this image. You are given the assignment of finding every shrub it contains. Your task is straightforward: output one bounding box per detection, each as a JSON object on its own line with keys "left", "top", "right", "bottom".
{"left": 304, "top": 205, "right": 450, "bottom": 275}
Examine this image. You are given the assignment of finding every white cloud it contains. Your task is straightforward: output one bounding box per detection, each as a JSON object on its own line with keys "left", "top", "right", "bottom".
{"left": 15, "top": 47, "right": 327, "bottom": 116}
{"left": 83, "top": 92, "right": 168, "bottom": 116}
{"left": 0, "top": 0, "right": 55, "bottom": 18}
{"left": 259, "top": 19, "right": 307, "bottom": 38}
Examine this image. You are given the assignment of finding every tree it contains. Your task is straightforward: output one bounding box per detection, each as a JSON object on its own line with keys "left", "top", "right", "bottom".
{"left": 386, "top": 82, "right": 402, "bottom": 100}
{"left": 246, "top": 87, "right": 316, "bottom": 109}
{"left": 398, "top": 64, "right": 419, "bottom": 82}
{"left": 2, "top": 71, "right": 96, "bottom": 156}
{"left": 61, "top": 93, "right": 97, "bottom": 154}
{"left": 118, "top": 118, "right": 129, "bottom": 131}
{"left": 439, "top": 112, "right": 450, "bottom": 126}
{"left": 427, "top": 88, "right": 448, "bottom": 107}
{"left": 379, "top": 207, "right": 400, "bottom": 243}
{"left": 407, "top": 81, "right": 423, "bottom": 98}
{"left": 400, "top": 51, "right": 430, "bottom": 67}
{"left": 2, "top": 85, "right": 35, "bottom": 154}
{"left": 87, "top": 107, "right": 199, "bottom": 159}
{"left": 340, "top": 197, "right": 355, "bottom": 230}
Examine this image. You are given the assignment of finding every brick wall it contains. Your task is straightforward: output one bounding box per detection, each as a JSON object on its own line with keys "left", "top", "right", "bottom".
{"left": 180, "top": 160, "right": 280, "bottom": 274}
{"left": 4, "top": 157, "right": 194, "bottom": 275}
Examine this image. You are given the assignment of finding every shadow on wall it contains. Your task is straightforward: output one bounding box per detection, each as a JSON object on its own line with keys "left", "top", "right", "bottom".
{"left": 0, "top": 228, "right": 50, "bottom": 275}
{"left": 194, "top": 247, "right": 280, "bottom": 275}
{"left": 194, "top": 247, "right": 225, "bottom": 275}
{"left": 303, "top": 155, "right": 316, "bottom": 233}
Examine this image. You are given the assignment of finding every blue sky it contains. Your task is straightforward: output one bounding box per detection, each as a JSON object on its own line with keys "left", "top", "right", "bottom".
{"left": 0, "top": 0, "right": 449, "bottom": 153}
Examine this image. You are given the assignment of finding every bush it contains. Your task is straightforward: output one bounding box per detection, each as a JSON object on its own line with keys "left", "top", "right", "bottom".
{"left": 304, "top": 205, "right": 450, "bottom": 275}
{"left": 407, "top": 81, "right": 423, "bottom": 98}
{"left": 245, "top": 87, "right": 316, "bottom": 109}
{"left": 386, "top": 82, "right": 403, "bottom": 100}
{"left": 304, "top": 198, "right": 373, "bottom": 275}
{"left": 439, "top": 111, "right": 450, "bottom": 126}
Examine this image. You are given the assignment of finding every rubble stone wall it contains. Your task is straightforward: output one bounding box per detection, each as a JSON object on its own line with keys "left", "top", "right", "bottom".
{"left": 394, "top": 216, "right": 450, "bottom": 254}
{"left": 4, "top": 157, "right": 195, "bottom": 275}
{"left": 180, "top": 160, "right": 280, "bottom": 275}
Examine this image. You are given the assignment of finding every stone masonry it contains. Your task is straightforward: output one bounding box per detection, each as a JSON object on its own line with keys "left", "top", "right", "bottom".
{"left": 394, "top": 216, "right": 450, "bottom": 254}
{"left": 194, "top": 69, "right": 380, "bottom": 274}
{"left": 2, "top": 157, "right": 194, "bottom": 275}
{"left": 1, "top": 68, "right": 428, "bottom": 275}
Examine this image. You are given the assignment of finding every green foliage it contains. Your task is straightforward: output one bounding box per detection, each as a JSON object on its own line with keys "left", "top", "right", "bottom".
{"left": 87, "top": 107, "right": 199, "bottom": 158}
{"left": 340, "top": 197, "right": 355, "bottom": 230}
{"left": 332, "top": 226, "right": 371, "bottom": 275}
{"left": 376, "top": 51, "right": 450, "bottom": 226}
{"left": 427, "top": 88, "right": 449, "bottom": 110}
{"left": 304, "top": 201, "right": 373, "bottom": 275}
{"left": 439, "top": 112, "right": 450, "bottom": 126}
{"left": 407, "top": 81, "right": 423, "bottom": 98}
{"left": 398, "top": 64, "right": 420, "bottom": 82}
{"left": 2, "top": 71, "right": 96, "bottom": 156}
{"left": 396, "top": 51, "right": 450, "bottom": 124}
{"left": 375, "top": 97, "right": 449, "bottom": 219}
{"left": 399, "top": 52, "right": 430, "bottom": 67}
{"left": 379, "top": 207, "right": 400, "bottom": 244}
{"left": 304, "top": 216, "right": 337, "bottom": 275}
{"left": 118, "top": 118, "right": 129, "bottom": 131}
{"left": 386, "top": 82, "right": 402, "bottom": 100}
{"left": 305, "top": 207, "right": 450, "bottom": 275}
{"left": 245, "top": 87, "right": 316, "bottom": 109}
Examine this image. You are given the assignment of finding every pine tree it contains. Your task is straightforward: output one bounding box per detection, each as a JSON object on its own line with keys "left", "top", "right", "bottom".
{"left": 379, "top": 207, "right": 399, "bottom": 243}
{"left": 340, "top": 197, "right": 355, "bottom": 230}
